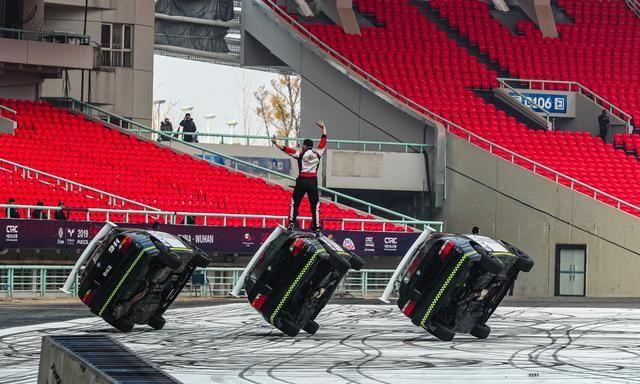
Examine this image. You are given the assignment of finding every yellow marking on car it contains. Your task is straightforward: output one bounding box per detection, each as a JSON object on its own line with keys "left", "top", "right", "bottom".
{"left": 269, "top": 250, "right": 322, "bottom": 325}
{"left": 98, "top": 246, "right": 155, "bottom": 316}
{"left": 419, "top": 251, "right": 477, "bottom": 328}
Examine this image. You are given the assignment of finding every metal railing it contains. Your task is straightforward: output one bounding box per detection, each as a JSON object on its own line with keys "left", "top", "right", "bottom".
{"left": 505, "top": 78, "right": 634, "bottom": 133}
{"left": 0, "top": 27, "right": 90, "bottom": 45}
{"left": 42, "top": 96, "right": 427, "bottom": 225}
{"left": 0, "top": 204, "right": 443, "bottom": 232}
{"left": 0, "top": 157, "right": 161, "bottom": 213}
{"left": 497, "top": 78, "right": 554, "bottom": 130}
{"left": 626, "top": 0, "right": 640, "bottom": 18}
{"left": 169, "top": 132, "right": 432, "bottom": 153}
{"left": 0, "top": 103, "right": 16, "bottom": 115}
{"left": 0, "top": 266, "right": 396, "bottom": 299}
{"left": 253, "top": 0, "right": 640, "bottom": 219}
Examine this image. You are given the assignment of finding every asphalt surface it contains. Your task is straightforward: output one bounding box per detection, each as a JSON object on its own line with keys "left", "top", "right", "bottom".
{"left": 2, "top": 296, "right": 640, "bottom": 329}
{"left": 2, "top": 303, "right": 640, "bottom": 383}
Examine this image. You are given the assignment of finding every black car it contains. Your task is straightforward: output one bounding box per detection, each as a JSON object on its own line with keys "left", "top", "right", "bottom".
{"left": 232, "top": 226, "right": 364, "bottom": 336}
{"left": 382, "top": 231, "right": 533, "bottom": 341}
{"left": 64, "top": 223, "right": 210, "bottom": 332}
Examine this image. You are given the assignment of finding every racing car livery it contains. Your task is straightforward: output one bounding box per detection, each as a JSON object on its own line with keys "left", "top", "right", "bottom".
{"left": 62, "top": 222, "right": 210, "bottom": 332}
{"left": 381, "top": 229, "right": 533, "bottom": 341}
{"left": 232, "top": 225, "right": 364, "bottom": 336}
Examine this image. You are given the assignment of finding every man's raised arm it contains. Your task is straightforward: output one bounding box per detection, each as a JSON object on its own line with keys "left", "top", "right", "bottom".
{"left": 271, "top": 135, "right": 299, "bottom": 158}
{"left": 317, "top": 120, "right": 327, "bottom": 150}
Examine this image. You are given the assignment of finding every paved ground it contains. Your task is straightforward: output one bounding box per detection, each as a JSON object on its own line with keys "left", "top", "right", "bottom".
{"left": 1, "top": 302, "right": 640, "bottom": 383}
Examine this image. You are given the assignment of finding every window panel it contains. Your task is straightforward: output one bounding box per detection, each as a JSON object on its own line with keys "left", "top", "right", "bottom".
{"left": 101, "top": 24, "right": 111, "bottom": 48}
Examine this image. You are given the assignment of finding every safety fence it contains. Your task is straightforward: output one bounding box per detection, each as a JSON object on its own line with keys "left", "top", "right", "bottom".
{"left": 0, "top": 204, "right": 443, "bottom": 232}
{"left": 158, "top": 132, "right": 433, "bottom": 154}
{"left": 0, "top": 266, "right": 395, "bottom": 300}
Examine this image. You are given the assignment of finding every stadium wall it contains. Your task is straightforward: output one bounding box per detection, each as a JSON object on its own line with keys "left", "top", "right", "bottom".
{"left": 440, "top": 134, "right": 640, "bottom": 298}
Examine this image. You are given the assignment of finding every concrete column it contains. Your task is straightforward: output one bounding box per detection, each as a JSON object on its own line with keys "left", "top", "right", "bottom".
{"left": 517, "top": 0, "right": 558, "bottom": 38}
{"left": 318, "top": 0, "right": 361, "bottom": 35}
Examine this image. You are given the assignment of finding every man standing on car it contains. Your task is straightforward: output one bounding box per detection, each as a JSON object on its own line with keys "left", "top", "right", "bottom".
{"left": 272, "top": 121, "right": 327, "bottom": 235}
{"left": 179, "top": 113, "right": 197, "bottom": 143}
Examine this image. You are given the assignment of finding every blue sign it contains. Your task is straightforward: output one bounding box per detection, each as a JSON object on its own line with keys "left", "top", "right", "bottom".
{"left": 199, "top": 154, "right": 292, "bottom": 176}
{"left": 508, "top": 91, "right": 568, "bottom": 114}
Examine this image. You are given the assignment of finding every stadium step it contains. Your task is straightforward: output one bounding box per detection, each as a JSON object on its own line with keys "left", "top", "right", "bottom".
{"left": 413, "top": 0, "right": 514, "bottom": 79}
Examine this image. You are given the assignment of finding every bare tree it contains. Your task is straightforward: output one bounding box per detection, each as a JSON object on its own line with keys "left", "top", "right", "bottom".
{"left": 235, "top": 72, "right": 253, "bottom": 139}
{"left": 254, "top": 74, "right": 301, "bottom": 138}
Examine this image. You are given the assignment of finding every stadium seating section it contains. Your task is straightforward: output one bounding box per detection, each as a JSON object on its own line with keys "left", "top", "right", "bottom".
{"left": 0, "top": 99, "right": 398, "bottom": 231}
{"left": 298, "top": 0, "right": 640, "bottom": 215}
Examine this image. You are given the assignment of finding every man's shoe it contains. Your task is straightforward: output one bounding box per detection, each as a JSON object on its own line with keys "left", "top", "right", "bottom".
{"left": 314, "top": 229, "right": 323, "bottom": 238}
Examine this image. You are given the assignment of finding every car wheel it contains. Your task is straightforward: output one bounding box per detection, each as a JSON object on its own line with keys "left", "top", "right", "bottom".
{"left": 111, "top": 317, "right": 134, "bottom": 333}
{"left": 327, "top": 253, "right": 350, "bottom": 274}
{"left": 470, "top": 323, "right": 491, "bottom": 339}
{"left": 147, "top": 314, "right": 166, "bottom": 330}
{"left": 302, "top": 319, "right": 319, "bottom": 335}
{"left": 279, "top": 317, "right": 300, "bottom": 337}
{"left": 478, "top": 254, "right": 503, "bottom": 275}
{"left": 192, "top": 252, "right": 210, "bottom": 268}
{"left": 348, "top": 254, "right": 365, "bottom": 271}
{"left": 157, "top": 250, "right": 182, "bottom": 270}
{"left": 514, "top": 254, "right": 534, "bottom": 273}
{"left": 429, "top": 323, "right": 455, "bottom": 341}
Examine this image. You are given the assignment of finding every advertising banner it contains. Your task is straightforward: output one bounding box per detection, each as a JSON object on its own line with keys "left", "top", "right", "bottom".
{"left": 0, "top": 219, "right": 420, "bottom": 257}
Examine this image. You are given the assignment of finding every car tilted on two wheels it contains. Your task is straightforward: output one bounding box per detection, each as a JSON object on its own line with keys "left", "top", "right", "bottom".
{"left": 390, "top": 231, "right": 534, "bottom": 341}
{"left": 233, "top": 225, "right": 365, "bottom": 336}
{"left": 68, "top": 223, "right": 210, "bottom": 332}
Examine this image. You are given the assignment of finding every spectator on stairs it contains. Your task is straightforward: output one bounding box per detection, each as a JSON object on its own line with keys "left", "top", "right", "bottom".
{"left": 31, "top": 201, "right": 46, "bottom": 219}
{"left": 179, "top": 113, "right": 198, "bottom": 143}
{"left": 54, "top": 201, "right": 68, "bottom": 220}
{"left": 5, "top": 198, "right": 19, "bottom": 219}
{"left": 598, "top": 110, "right": 610, "bottom": 142}
{"left": 159, "top": 118, "right": 173, "bottom": 142}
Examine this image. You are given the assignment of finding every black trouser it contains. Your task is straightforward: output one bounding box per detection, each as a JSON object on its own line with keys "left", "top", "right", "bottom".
{"left": 599, "top": 125, "right": 608, "bottom": 141}
{"left": 289, "top": 177, "right": 320, "bottom": 231}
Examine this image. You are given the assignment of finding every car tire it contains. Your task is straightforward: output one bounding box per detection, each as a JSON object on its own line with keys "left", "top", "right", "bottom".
{"left": 470, "top": 323, "right": 491, "bottom": 339}
{"left": 111, "top": 317, "right": 134, "bottom": 333}
{"left": 148, "top": 314, "right": 166, "bottom": 330}
{"left": 302, "top": 319, "right": 319, "bottom": 335}
{"left": 192, "top": 252, "right": 210, "bottom": 268}
{"left": 514, "top": 254, "right": 534, "bottom": 273}
{"left": 478, "top": 254, "right": 503, "bottom": 275}
{"left": 157, "top": 251, "right": 182, "bottom": 270}
{"left": 429, "top": 323, "right": 455, "bottom": 341}
{"left": 348, "top": 255, "right": 365, "bottom": 271}
{"left": 279, "top": 317, "right": 300, "bottom": 337}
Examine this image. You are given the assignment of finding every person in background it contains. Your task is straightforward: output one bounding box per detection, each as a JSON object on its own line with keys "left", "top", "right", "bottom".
{"left": 31, "top": 201, "right": 46, "bottom": 219}
{"left": 472, "top": 226, "right": 480, "bottom": 235}
{"left": 179, "top": 113, "right": 197, "bottom": 143}
{"left": 598, "top": 110, "right": 610, "bottom": 142}
{"left": 54, "top": 201, "right": 68, "bottom": 220}
{"left": 159, "top": 118, "right": 173, "bottom": 142}
{"left": 5, "top": 197, "right": 19, "bottom": 219}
